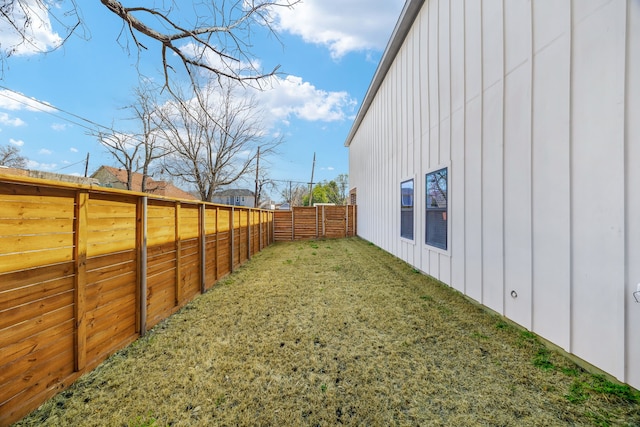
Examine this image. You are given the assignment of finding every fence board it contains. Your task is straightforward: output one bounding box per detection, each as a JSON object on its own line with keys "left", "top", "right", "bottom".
{"left": 1, "top": 321, "right": 74, "bottom": 387}
{"left": 0, "top": 303, "right": 74, "bottom": 350}
{"left": 1, "top": 330, "right": 74, "bottom": 408}
{"left": 0, "top": 276, "right": 72, "bottom": 313}
{"left": 0, "top": 200, "right": 75, "bottom": 219}
{"left": 0, "top": 288, "right": 74, "bottom": 331}
{"left": 1, "top": 319, "right": 74, "bottom": 377}
{"left": 0, "top": 260, "right": 73, "bottom": 294}
{"left": 0, "top": 218, "right": 73, "bottom": 235}
{"left": 86, "top": 250, "right": 136, "bottom": 272}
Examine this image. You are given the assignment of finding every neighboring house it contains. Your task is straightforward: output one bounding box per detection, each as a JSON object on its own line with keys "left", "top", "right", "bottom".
{"left": 345, "top": 0, "right": 640, "bottom": 389}
{"left": 92, "top": 166, "right": 197, "bottom": 200}
{"left": 212, "top": 188, "right": 256, "bottom": 207}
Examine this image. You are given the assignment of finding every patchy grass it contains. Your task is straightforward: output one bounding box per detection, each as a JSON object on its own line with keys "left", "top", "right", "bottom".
{"left": 14, "top": 238, "right": 640, "bottom": 426}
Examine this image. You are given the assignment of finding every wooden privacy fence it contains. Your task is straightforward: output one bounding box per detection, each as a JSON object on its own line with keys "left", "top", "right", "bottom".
{"left": 273, "top": 205, "right": 357, "bottom": 241}
{"left": 0, "top": 175, "right": 275, "bottom": 426}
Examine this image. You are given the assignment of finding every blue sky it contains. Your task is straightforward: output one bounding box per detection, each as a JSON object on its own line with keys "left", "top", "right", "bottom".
{"left": 0, "top": 0, "right": 404, "bottom": 197}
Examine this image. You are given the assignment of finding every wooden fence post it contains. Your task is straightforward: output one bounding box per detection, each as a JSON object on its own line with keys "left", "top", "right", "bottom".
{"left": 73, "top": 191, "right": 88, "bottom": 372}
{"left": 200, "top": 203, "right": 206, "bottom": 294}
{"left": 137, "top": 196, "right": 148, "bottom": 336}
{"left": 230, "top": 207, "right": 235, "bottom": 273}
{"left": 247, "top": 209, "right": 251, "bottom": 260}
{"left": 215, "top": 206, "right": 219, "bottom": 280}
{"left": 345, "top": 205, "right": 348, "bottom": 237}
{"left": 175, "top": 201, "right": 182, "bottom": 306}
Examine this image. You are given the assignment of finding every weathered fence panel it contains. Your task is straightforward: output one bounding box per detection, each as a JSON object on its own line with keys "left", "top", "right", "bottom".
{"left": 0, "top": 174, "right": 275, "bottom": 426}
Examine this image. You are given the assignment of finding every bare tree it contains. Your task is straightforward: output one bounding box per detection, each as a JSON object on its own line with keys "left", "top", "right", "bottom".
{"left": 280, "top": 182, "right": 306, "bottom": 207}
{"left": 129, "top": 84, "right": 167, "bottom": 192}
{"left": 255, "top": 169, "right": 276, "bottom": 208}
{"left": 157, "top": 81, "right": 281, "bottom": 202}
{"left": 94, "top": 130, "right": 138, "bottom": 190}
{"left": 0, "top": 1, "right": 299, "bottom": 87}
{"left": 92, "top": 82, "right": 167, "bottom": 191}
{"left": 0, "top": 144, "right": 27, "bottom": 168}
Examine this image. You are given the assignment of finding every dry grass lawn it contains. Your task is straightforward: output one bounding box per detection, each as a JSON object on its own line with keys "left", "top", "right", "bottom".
{"left": 14, "top": 238, "right": 640, "bottom": 426}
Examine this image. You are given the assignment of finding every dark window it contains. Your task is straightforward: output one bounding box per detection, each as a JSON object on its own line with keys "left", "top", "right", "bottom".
{"left": 401, "top": 179, "right": 414, "bottom": 240}
{"left": 425, "top": 168, "right": 447, "bottom": 250}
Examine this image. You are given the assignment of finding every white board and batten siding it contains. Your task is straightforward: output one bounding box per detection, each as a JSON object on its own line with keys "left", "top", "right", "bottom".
{"left": 346, "top": 0, "right": 640, "bottom": 389}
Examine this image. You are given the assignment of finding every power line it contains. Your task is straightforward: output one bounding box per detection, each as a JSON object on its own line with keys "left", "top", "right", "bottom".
{"left": 0, "top": 84, "right": 117, "bottom": 134}
{"left": 0, "top": 85, "right": 151, "bottom": 174}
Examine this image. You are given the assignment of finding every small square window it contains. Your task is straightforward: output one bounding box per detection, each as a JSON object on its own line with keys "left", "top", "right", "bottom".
{"left": 425, "top": 167, "right": 448, "bottom": 250}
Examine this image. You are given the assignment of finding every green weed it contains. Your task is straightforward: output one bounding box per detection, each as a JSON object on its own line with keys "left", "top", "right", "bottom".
{"left": 532, "top": 348, "right": 555, "bottom": 371}
{"left": 471, "top": 332, "right": 489, "bottom": 340}
{"left": 520, "top": 330, "right": 537, "bottom": 341}
{"left": 585, "top": 411, "right": 613, "bottom": 427}
{"left": 495, "top": 320, "right": 510, "bottom": 330}
{"left": 560, "top": 367, "right": 581, "bottom": 377}
{"left": 128, "top": 413, "right": 159, "bottom": 427}
{"left": 590, "top": 375, "right": 640, "bottom": 403}
{"left": 566, "top": 381, "right": 589, "bottom": 404}
{"left": 565, "top": 375, "right": 639, "bottom": 405}
{"left": 215, "top": 394, "right": 226, "bottom": 407}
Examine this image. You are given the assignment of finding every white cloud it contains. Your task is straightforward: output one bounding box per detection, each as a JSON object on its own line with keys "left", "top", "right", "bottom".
{"left": 0, "top": 0, "right": 63, "bottom": 56}
{"left": 70, "top": 147, "right": 78, "bottom": 152}
{"left": 0, "top": 112, "right": 26, "bottom": 127}
{"left": 38, "top": 148, "right": 52, "bottom": 155}
{"left": 256, "top": 75, "right": 357, "bottom": 123}
{"left": 274, "top": 0, "right": 405, "bottom": 59}
{"left": 9, "top": 138, "right": 24, "bottom": 146}
{"left": 51, "top": 123, "right": 68, "bottom": 131}
{"left": 0, "top": 89, "right": 55, "bottom": 112}
{"left": 26, "top": 159, "right": 57, "bottom": 171}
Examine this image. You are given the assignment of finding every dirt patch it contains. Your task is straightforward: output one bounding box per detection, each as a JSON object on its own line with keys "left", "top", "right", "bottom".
{"left": 14, "top": 238, "right": 640, "bottom": 426}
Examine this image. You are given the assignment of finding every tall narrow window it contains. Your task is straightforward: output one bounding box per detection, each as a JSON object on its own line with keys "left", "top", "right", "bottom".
{"left": 425, "top": 167, "right": 448, "bottom": 250}
{"left": 401, "top": 179, "right": 414, "bottom": 240}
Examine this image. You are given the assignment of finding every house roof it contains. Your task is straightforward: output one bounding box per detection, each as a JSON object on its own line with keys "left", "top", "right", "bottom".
{"left": 344, "top": 0, "right": 425, "bottom": 147}
{"left": 213, "top": 189, "right": 255, "bottom": 197}
{"left": 93, "top": 166, "right": 198, "bottom": 200}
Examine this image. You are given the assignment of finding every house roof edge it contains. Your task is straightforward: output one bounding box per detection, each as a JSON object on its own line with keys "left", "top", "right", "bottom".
{"left": 344, "top": 0, "right": 425, "bottom": 147}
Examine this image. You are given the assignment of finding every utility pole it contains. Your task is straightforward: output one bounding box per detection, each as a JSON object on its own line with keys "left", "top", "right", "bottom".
{"left": 84, "top": 152, "right": 90, "bottom": 177}
{"left": 308, "top": 152, "right": 316, "bottom": 207}
{"left": 254, "top": 146, "right": 260, "bottom": 208}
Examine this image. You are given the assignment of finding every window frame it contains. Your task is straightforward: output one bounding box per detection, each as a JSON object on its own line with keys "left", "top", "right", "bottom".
{"left": 424, "top": 165, "right": 450, "bottom": 254}
{"left": 400, "top": 177, "right": 415, "bottom": 242}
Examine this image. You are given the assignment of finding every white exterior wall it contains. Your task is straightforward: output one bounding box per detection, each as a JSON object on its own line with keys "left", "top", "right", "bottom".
{"left": 347, "top": 0, "right": 640, "bottom": 388}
